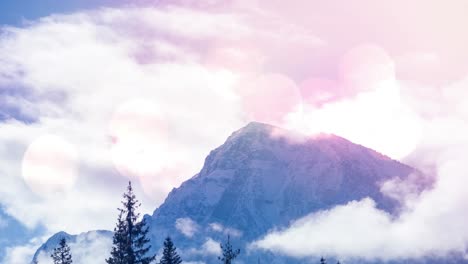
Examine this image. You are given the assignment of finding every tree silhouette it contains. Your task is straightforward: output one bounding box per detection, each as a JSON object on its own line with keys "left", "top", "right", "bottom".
{"left": 159, "top": 236, "right": 182, "bottom": 264}
{"left": 51, "top": 238, "right": 73, "bottom": 264}
{"left": 106, "top": 182, "right": 156, "bottom": 264}
{"left": 107, "top": 210, "right": 127, "bottom": 264}
{"left": 218, "top": 235, "right": 240, "bottom": 264}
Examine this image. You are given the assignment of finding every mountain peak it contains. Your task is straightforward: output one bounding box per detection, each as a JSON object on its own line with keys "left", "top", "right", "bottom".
{"left": 229, "top": 122, "right": 397, "bottom": 164}
{"left": 150, "top": 123, "right": 423, "bottom": 246}
{"left": 229, "top": 121, "right": 275, "bottom": 138}
{"left": 243, "top": 121, "right": 272, "bottom": 129}
{"left": 33, "top": 123, "right": 426, "bottom": 264}
{"left": 233, "top": 121, "right": 347, "bottom": 144}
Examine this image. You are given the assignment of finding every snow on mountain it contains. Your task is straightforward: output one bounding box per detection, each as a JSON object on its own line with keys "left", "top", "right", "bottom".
{"left": 32, "top": 230, "right": 112, "bottom": 263}
{"left": 33, "top": 122, "right": 429, "bottom": 263}
{"left": 143, "top": 122, "right": 427, "bottom": 263}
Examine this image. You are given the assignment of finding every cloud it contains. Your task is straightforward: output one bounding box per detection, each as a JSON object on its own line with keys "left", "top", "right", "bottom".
{"left": 175, "top": 218, "right": 199, "bottom": 238}
{"left": 3, "top": 237, "right": 44, "bottom": 264}
{"left": 252, "top": 72, "right": 468, "bottom": 261}
{"left": 0, "top": 0, "right": 329, "bottom": 245}
{"left": 208, "top": 223, "right": 242, "bottom": 238}
{"left": 200, "top": 238, "right": 222, "bottom": 256}
{"left": 0, "top": 4, "right": 256, "bottom": 237}
{"left": 252, "top": 146, "right": 468, "bottom": 260}
{"left": 185, "top": 237, "right": 221, "bottom": 257}
{"left": 286, "top": 44, "right": 425, "bottom": 160}
{"left": 35, "top": 231, "right": 112, "bottom": 264}
{"left": 4, "top": 244, "right": 38, "bottom": 264}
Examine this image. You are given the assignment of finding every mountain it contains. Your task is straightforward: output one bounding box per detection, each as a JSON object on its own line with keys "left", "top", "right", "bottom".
{"left": 33, "top": 122, "right": 428, "bottom": 263}
{"left": 32, "top": 230, "right": 112, "bottom": 263}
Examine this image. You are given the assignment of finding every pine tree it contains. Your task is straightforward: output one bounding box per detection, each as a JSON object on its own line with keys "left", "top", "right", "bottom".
{"left": 106, "top": 182, "right": 156, "bottom": 264}
{"left": 320, "top": 257, "right": 327, "bottom": 264}
{"left": 107, "top": 211, "right": 127, "bottom": 264}
{"left": 218, "top": 235, "right": 240, "bottom": 264}
{"left": 51, "top": 238, "right": 73, "bottom": 264}
{"left": 159, "top": 237, "right": 182, "bottom": 264}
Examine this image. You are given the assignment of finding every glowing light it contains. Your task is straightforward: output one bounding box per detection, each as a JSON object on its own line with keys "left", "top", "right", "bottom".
{"left": 339, "top": 44, "right": 395, "bottom": 92}
{"left": 22, "top": 135, "right": 78, "bottom": 195}
{"left": 205, "top": 45, "right": 265, "bottom": 72}
{"left": 291, "top": 45, "right": 422, "bottom": 160}
{"left": 299, "top": 77, "right": 341, "bottom": 107}
{"left": 237, "top": 73, "right": 302, "bottom": 127}
{"left": 109, "top": 99, "right": 169, "bottom": 179}
{"left": 297, "top": 79, "right": 422, "bottom": 159}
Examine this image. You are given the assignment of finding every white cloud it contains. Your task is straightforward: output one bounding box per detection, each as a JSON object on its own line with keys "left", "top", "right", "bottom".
{"left": 253, "top": 151, "right": 468, "bottom": 260}
{"left": 2, "top": 237, "right": 44, "bottom": 264}
{"left": 3, "top": 244, "right": 37, "bottom": 264}
{"left": 175, "top": 218, "right": 199, "bottom": 238}
{"left": 200, "top": 238, "right": 222, "bottom": 256}
{"left": 289, "top": 45, "right": 424, "bottom": 160}
{"left": 0, "top": 4, "right": 326, "bottom": 262}
{"left": 0, "top": 5, "right": 250, "bottom": 237}
{"left": 35, "top": 231, "right": 112, "bottom": 264}
{"left": 208, "top": 223, "right": 242, "bottom": 238}
{"left": 0, "top": 0, "right": 324, "bottom": 240}
{"left": 185, "top": 237, "right": 221, "bottom": 257}
{"left": 252, "top": 74, "right": 468, "bottom": 261}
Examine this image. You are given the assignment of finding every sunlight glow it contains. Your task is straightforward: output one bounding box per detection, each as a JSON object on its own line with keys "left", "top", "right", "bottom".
{"left": 109, "top": 99, "right": 169, "bottom": 179}
{"left": 288, "top": 45, "right": 422, "bottom": 159}
{"left": 22, "top": 135, "right": 78, "bottom": 195}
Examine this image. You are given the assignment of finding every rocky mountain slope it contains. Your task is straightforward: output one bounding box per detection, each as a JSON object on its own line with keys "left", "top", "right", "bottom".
{"left": 33, "top": 122, "right": 429, "bottom": 264}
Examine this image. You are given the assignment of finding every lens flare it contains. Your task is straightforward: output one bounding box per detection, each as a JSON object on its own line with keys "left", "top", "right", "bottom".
{"left": 109, "top": 99, "right": 169, "bottom": 180}
{"left": 294, "top": 45, "right": 422, "bottom": 160}
{"left": 299, "top": 77, "right": 342, "bottom": 107}
{"left": 339, "top": 44, "right": 395, "bottom": 92}
{"left": 237, "top": 73, "right": 302, "bottom": 127}
{"left": 22, "top": 135, "right": 78, "bottom": 196}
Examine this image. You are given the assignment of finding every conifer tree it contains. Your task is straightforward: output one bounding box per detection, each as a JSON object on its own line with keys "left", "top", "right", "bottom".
{"left": 51, "top": 238, "right": 73, "bottom": 264}
{"left": 320, "top": 257, "right": 327, "bottom": 264}
{"left": 218, "top": 235, "right": 240, "bottom": 264}
{"left": 107, "top": 211, "right": 127, "bottom": 264}
{"left": 106, "top": 182, "right": 156, "bottom": 264}
{"left": 159, "top": 236, "right": 182, "bottom": 264}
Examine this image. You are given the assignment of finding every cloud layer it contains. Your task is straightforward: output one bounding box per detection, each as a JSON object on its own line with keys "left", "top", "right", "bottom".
{"left": 252, "top": 70, "right": 468, "bottom": 261}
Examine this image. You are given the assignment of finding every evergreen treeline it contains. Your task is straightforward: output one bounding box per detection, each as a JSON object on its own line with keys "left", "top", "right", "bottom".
{"left": 218, "top": 235, "right": 240, "bottom": 264}
{"left": 320, "top": 257, "right": 343, "bottom": 264}
{"left": 39, "top": 182, "right": 343, "bottom": 264}
{"left": 160, "top": 237, "right": 182, "bottom": 264}
{"left": 39, "top": 182, "right": 248, "bottom": 264}
{"left": 106, "top": 182, "right": 155, "bottom": 264}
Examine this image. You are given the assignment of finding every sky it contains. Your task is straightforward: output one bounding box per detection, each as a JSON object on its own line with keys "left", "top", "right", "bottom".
{"left": 1, "top": 0, "right": 468, "bottom": 263}
{"left": 0, "top": 0, "right": 127, "bottom": 25}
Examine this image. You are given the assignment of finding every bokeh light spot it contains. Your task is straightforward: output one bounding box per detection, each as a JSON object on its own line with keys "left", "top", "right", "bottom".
{"left": 237, "top": 73, "right": 302, "bottom": 126}
{"left": 109, "top": 99, "right": 169, "bottom": 180}
{"left": 22, "top": 135, "right": 78, "bottom": 196}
